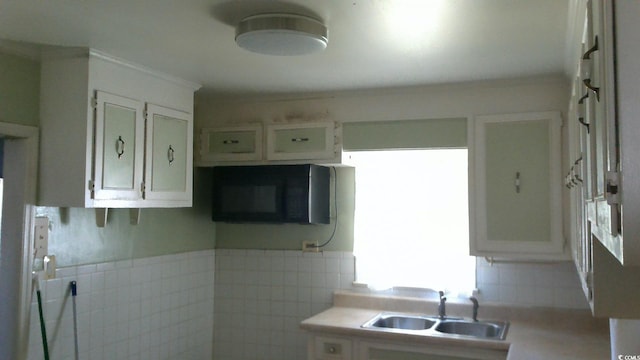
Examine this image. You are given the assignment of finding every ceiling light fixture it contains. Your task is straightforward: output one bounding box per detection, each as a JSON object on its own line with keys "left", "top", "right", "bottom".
{"left": 235, "top": 13, "right": 328, "bottom": 56}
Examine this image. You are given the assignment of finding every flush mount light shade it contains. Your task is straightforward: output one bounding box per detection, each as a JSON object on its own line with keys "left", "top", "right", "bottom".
{"left": 235, "top": 13, "right": 328, "bottom": 56}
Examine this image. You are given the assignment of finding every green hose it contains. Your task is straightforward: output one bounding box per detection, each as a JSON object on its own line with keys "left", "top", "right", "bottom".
{"left": 36, "top": 289, "right": 50, "bottom": 360}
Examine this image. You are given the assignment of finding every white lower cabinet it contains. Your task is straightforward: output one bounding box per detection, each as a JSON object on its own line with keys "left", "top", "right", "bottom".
{"left": 308, "top": 334, "right": 507, "bottom": 360}
{"left": 312, "top": 336, "right": 353, "bottom": 360}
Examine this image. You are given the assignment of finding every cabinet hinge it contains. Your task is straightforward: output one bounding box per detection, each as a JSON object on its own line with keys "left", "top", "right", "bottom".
{"left": 585, "top": 272, "right": 593, "bottom": 301}
{"left": 143, "top": 110, "right": 148, "bottom": 120}
{"left": 140, "top": 182, "right": 146, "bottom": 195}
{"left": 90, "top": 97, "right": 97, "bottom": 109}
{"left": 88, "top": 180, "right": 95, "bottom": 191}
{"left": 605, "top": 171, "right": 620, "bottom": 205}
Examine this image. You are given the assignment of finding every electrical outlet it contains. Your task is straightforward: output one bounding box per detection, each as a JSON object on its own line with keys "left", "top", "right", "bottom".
{"left": 302, "top": 241, "right": 319, "bottom": 252}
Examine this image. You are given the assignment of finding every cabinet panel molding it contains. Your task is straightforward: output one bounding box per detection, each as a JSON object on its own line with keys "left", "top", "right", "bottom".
{"left": 470, "top": 111, "right": 567, "bottom": 260}
{"left": 144, "top": 104, "right": 193, "bottom": 204}
{"left": 93, "top": 91, "right": 145, "bottom": 201}
{"left": 200, "top": 124, "right": 263, "bottom": 162}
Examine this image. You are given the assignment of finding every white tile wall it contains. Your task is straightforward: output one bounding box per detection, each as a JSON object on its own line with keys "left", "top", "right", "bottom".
{"left": 211, "top": 251, "right": 587, "bottom": 360}
{"left": 26, "top": 250, "right": 215, "bottom": 360}
{"left": 475, "top": 259, "right": 588, "bottom": 309}
{"left": 213, "top": 250, "right": 355, "bottom": 360}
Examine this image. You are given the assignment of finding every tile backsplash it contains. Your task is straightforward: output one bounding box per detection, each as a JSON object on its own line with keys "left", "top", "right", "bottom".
{"left": 213, "top": 250, "right": 356, "bottom": 360}
{"left": 25, "top": 249, "right": 586, "bottom": 360}
{"left": 26, "top": 250, "right": 215, "bottom": 360}
{"left": 212, "top": 250, "right": 587, "bottom": 360}
{"left": 475, "top": 258, "right": 588, "bottom": 309}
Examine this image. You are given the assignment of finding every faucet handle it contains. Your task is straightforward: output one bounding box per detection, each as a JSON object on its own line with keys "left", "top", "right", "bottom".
{"left": 469, "top": 296, "right": 479, "bottom": 322}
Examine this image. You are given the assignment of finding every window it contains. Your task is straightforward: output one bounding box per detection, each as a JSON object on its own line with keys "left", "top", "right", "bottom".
{"left": 348, "top": 149, "right": 475, "bottom": 294}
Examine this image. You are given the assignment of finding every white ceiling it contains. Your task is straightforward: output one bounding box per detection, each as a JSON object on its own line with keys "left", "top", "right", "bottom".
{"left": 0, "top": 0, "right": 573, "bottom": 96}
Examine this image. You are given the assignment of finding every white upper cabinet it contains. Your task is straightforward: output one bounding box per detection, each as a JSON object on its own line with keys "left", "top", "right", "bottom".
{"left": 266, "top": 122, "right": 336, "bottom": 161}
{"left": 197, "top": 121, "right": 342, "bottom": 166}
{"left": 570, "top": 0, "right": 640, "bottom": 266}
{"left": 200, "top": 124, "right": 263, "bottom": 162}
{"left": 470, "top": 111, "right": 567, "bottom": 260}
{"left": 566, "top": 0, "right": 640, "bottom": 317}
{"left": 38, "top": 48, "right": 199, "bottom": 209}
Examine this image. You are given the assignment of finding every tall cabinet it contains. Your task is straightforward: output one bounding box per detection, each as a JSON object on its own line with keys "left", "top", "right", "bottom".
{"left": 39, "top": 48, "right": 199, "bottom": 224}
{"left": 567, "top": 0, "right": 640, "bottom": 317}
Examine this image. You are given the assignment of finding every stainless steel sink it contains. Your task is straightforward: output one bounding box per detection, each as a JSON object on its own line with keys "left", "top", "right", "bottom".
{"left": 363, "top": 313, "right": 437, "bottom": 330}
{"left": 435, "top": 319, "right": 509, "bottom": 340}
{"left": 361, "top": 312, "right": 509, "bottom": 340}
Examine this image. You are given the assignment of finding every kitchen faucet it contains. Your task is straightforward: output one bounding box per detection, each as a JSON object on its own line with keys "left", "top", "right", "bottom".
{"left": 438, "top": 291, "right": 447, "bottom": 319}
{"left": 469, "top": 296, "right": 479, "bottom": 322}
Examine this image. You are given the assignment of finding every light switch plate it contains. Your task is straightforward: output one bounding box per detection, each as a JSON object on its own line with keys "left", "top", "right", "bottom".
{"left": 34, "top": 217, "right": 49, "bottom": 258}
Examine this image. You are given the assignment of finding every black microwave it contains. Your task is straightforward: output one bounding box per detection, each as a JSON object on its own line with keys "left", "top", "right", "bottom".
{"left": 211, "top": 164, "right": 330, "bottom": 224}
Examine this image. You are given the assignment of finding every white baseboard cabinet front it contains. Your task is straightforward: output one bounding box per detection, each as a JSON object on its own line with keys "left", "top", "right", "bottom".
{"left": 311, "top": 335, "right": 353, "bottom": 360}
{"left": 307, "top": 333, "right": 507, "bottom": 360}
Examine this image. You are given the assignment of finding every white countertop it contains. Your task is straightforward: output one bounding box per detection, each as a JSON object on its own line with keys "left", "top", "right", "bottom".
{"left": 300, "top": 291, "right": 610, "bottom": 360}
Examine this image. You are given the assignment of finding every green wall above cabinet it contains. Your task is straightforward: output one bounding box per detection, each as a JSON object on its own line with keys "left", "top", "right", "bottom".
{"left": 0, "top": 52, "right": 39, "bottom": 126}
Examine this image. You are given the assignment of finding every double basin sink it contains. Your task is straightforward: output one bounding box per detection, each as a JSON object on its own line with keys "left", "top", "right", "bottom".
{"left": 361, "top": 312, "right": 509, "bottom": 340}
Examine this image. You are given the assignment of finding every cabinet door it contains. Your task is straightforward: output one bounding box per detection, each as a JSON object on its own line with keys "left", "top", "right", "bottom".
{"left": 266, "top": 122, "right": 336, "bottom": 160}
{"left": 588, "top": 0, "right": 619, "bottom": 230}
{"left": 144, "top": 104, "right": 193, "bottom": 203}
{"left": 93, "top": 91, "right": 145, "bottom": 201}
{"left": 582, "top": 0, "right": 622, "bottom": 262}
{"left": 471, "top": 112, "right": 565, "bottom": 259}
{"left": 360, "top": 341, "right": 507, "bottom": 360}
{"left": 200, "top": 125, "right": 262, "bottom": 161}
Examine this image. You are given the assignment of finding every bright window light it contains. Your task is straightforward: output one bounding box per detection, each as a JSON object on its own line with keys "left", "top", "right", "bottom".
{"left": 348, "top": 149, "right": 475, "bottom": 294}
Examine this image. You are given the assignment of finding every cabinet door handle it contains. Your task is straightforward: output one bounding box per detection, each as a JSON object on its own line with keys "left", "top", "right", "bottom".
{"left": 515, "top": 172, "right": 521, "bottom": 193}
{"left": 116, "top": 136, "right": 125, "bottom": 159}
{"left": 167, "top": 145, "right": 175, "bottom": 165}
{"left": 291, "top": 137, "right": 309, "bottom": 142}
{"left": 582, "top": 36, "right": 598, "bottom": 60}
{"left": 581, "top": 36, "right": 600, "bottom": 101}
{"left": 583, "top": 79, "right": 600, "bottom": 101}
{"left": 577, "top": 93, "right": 590, "bottom": 133}
{"left": 222, "top": 139, "right": 239, "bottom": 145}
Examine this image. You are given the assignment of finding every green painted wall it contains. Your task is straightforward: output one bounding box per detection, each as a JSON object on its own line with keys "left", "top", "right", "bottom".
{"left": 215, "top": 166, "right": 355, "bottom": 251}
{"left": 0, "top": 52, "right": 39, "bottom": 126}
{"left": 36, "top": 168, "right": 216, "bottom": 267}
